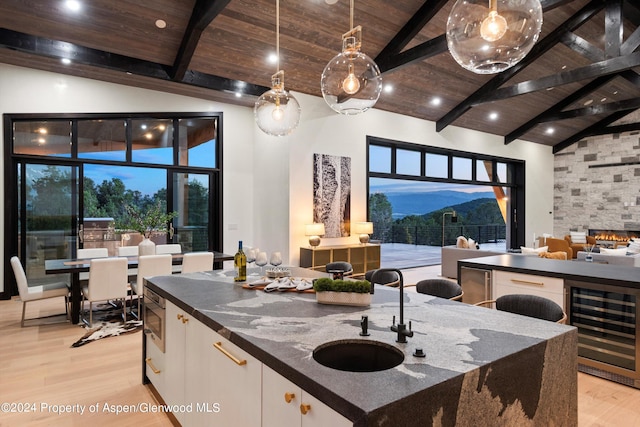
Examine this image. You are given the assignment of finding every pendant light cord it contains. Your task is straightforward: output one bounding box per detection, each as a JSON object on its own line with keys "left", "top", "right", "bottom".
{"left": 350, "top": 0, "right": 354, "bottom": 30}
{"left": 276, "top": 0, "right": 280, "bottom": 72}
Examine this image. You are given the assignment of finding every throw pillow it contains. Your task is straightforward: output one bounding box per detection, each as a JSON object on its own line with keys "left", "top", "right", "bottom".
{"left": 456, "top": 236, "right": 469, "bottom": 249}
{"left": 521, "top": 246, "right": 548, "bottom": 255}
{"left": 570, "top": 231, "right": 587, "bottom": 244}
{"left": 468, "top": 238, "right": 478, "bottom": 250}
{"left": 627, "top": 239, "right": 640, "bottom": 254}
{"left": 600, "top": 247, "right": 629, "bottom": 255}
{"left": 539, "top": 251, "right": 567, "bottom": 260}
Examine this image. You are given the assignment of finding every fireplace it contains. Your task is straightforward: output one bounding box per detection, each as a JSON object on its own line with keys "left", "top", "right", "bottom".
{"left": 588, "top": 229, "right": 640, "bottom": 244}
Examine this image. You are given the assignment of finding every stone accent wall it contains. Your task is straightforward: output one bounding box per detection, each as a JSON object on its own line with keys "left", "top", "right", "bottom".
{"left": 554, "top": 132, "right": 640, "bottom": 236}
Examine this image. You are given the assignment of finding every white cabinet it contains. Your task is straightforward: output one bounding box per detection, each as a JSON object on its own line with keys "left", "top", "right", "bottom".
{"left": 262, "top": 365, "right": 351, "bottom": 427}
{"left": 493, "top": 270, "right": 565, "bottom": 310}
{"left": 144, "top": 334, "right": 166, "bottom": 398}
{"left": 163, "top": 301, "right": 261, "bottom": 426}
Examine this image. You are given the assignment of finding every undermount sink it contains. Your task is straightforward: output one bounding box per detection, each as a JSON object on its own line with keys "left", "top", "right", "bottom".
{"left": 313, "top": 339, "right": 404, "bottom": 372}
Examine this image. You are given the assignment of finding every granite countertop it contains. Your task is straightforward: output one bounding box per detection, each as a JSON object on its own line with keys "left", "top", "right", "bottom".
{"left": 146, "top": 269, "right": 576, "bottom": 425}
{"left": 458, "top": 254, "right": 640, "bottom": 288}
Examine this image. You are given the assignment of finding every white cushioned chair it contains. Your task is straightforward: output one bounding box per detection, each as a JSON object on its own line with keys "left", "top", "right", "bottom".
{"left": 131, "top": 254, "right": 172, "bottom": 317}
{"left": 11, "top": 256, "right": 70, "bottom": 327}
{"left": 181, "top": 252, "right": 214, "bottom": 274}
{"left": 81, "top": 257, "right": 129, "bottom": 327}
{"left": 117, "top": 246, "right": 139, "bottom": 256}
{"left": 155, "top": 244, "right": 182, "bottom": 272}
{"left": 77, "top": 247, "right": 109, "bottom": 282}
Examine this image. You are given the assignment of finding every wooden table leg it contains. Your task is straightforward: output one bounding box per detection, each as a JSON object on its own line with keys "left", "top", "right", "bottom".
{"left": 70, "top": 273, "right": 81, "bottom": 324}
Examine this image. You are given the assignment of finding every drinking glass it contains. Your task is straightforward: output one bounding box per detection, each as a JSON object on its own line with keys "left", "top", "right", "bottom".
{"left": 246, "top": 248, "right": 256, "bottom": 266}
{"left": 255, "top": 251, "right": 268, "bottom": 275}
{"left": 270, "top": 252, "right": 282, "bottom": 271}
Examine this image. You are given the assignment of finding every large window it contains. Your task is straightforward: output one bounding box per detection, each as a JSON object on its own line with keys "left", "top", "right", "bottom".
{"left": 4, "top": 112, "right": 222, "bottom": 292}
{"left": 367, "top": 137, "right": 524, "bottom": 267}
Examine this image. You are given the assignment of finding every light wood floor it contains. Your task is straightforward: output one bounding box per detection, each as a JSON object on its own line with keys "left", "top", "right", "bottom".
{"left": 1, "top": 284, "right": 639, "bottom": 426}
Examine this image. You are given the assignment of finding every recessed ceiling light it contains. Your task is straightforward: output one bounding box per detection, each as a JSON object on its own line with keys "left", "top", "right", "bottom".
{"left": 561, "top": 65, "right": 567, "bottom": 70}
{"left": 145, "top": 132, "right": 153, "bottom": 140}
{"left": 325, "top": 0, "right": 338, "bottom": 4}
{"left": 61, "top": 58, "right": 72, "bottom": 65}
{"left": 140, "top": 124, "right": 147, "bottom": 130}
{"left": 583, "top": 99, "right": 593, "bottom": 106}
{"left": 383, "top": 84, "right": 393, "bottom": 93}
{"left": 155, "top": 19, "right": 167, "bottom": 29}
{"left": 235, "top": 92, "right": 242, "bottom": 98}
{"left": 613, "top": 90, "right": 619, "bottom": 95}
{"left": 431, "top": 97, "right": 441, "bottom": 106}
{"left": 488, "top": 112, "right": 498, "bottom": 120}
{"left": 545, "top": 127, "right": 555, "bottom": 135}
{"left": 65, "top": 0, "right": 81, "bottom": 12}
{"left": 267, "top": 53, "right": 278, "bottom": 64}
{"left": 601, "top": 97, "right": 607, "bottom": 102}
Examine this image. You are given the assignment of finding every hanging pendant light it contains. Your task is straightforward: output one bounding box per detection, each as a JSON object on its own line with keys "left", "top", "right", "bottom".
{"left": 254, "top": 0, "right": 301, "bottom": 136}
{"left": 446, "top": 0, "right": 543, "bottom": 74}
{"left": 320, "top": 0, "right": 382, "bottom": 115}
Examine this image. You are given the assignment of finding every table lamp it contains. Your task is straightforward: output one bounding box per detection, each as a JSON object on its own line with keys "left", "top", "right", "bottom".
{"left": 305, "top": 223, "right": 325, "bottom": 248}
{"left": 353, "top": 222, "right": 373, "bottom": 244}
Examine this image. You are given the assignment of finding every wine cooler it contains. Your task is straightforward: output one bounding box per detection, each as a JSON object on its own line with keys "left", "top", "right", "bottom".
{"left": 566, "top": 280, "right": 640, "bottom": 388}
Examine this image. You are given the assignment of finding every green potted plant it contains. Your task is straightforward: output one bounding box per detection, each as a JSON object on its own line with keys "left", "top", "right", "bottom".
{"left": 313, "top": 277, "right": 372, "bottom": 306}
{"left": 119, "top": 202, "right": 178, "bottom": 255}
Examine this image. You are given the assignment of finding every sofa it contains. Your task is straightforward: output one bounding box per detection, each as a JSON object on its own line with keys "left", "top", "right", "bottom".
{"left": 576, "top": 251, "right": 640, "bottom": 267}
{"left": 441, "top": 246, "right": 504, "bottom": 279}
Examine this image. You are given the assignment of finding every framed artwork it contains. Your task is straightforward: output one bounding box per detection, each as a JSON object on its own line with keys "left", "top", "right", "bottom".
{"left": 313, "top": 153, "right": 351, "bottom": 238}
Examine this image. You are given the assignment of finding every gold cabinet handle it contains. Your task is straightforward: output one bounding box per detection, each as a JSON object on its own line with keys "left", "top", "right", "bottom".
{"left": 145, "top": 357, "right": 161, "bottom": 374}
{"left": 177, "top": 313, "right": 184, "bottom": 320}
{"left": 300, "top": 403, "right": 311, "bottom": 415}
{"left": 213, "top": 342, "right": 247, "bottom": 366}
{"left": 284, "top": 392, "right": 295, "bottom": 403}
{"left": 182, "top": 317, "right": 189, "bottom": 324}
{"left": 510, "top": 278, "right": 544, "bottom": 287}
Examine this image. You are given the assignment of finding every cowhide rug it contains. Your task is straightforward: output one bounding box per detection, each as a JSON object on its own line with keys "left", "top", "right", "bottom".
{"left": 71, "top": 303, "right": 142, "bottom": 347}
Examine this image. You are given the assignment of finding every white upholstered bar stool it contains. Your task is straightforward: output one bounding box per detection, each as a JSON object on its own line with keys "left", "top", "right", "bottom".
{"left": 181, "top": 252, "right": 214, "bottom": 274}
{"left": 81, "top": 257, "right": 129, "bottom": 327}
{"left": 11, "top": 256, "right": 70, "bottom": 327}
{"left": 131, "top": 254, "right": 173, "bottom": 317}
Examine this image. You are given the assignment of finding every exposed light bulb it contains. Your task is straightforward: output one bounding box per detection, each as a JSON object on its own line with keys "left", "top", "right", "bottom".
{"left": 272, "top": 105, "right": 284, "bottom": 121}
{"left": 480, "top": 10, "right": 507, "bottom": 42}
{"left": 342, "top": 70, "right": 360, "bottom": 95}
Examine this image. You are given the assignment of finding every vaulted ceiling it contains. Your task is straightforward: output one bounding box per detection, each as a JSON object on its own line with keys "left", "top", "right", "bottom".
{"left": 1, "top": 0, "right": 639, "bottom": 153}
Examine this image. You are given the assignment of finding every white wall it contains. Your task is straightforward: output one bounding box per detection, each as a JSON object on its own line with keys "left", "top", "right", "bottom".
{"left": 0, "top": 63, "right": 555, "bottom": 293}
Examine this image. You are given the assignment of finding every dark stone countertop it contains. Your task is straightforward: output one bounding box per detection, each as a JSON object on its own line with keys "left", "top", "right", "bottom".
{"left": 458, "top": 254, "right": 640, "bottom": 289}
{"left": 146, "top": 269, "right": 576, "bottom": 426}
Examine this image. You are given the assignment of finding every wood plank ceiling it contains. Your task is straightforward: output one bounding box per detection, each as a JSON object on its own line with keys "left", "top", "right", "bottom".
{"left": 0, "top": 0, "right": 639, "bottom": 153}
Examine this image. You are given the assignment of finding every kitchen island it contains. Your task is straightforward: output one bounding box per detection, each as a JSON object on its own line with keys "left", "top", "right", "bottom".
{"left": 143, "top": 269, "right": 577, "bottom": 426}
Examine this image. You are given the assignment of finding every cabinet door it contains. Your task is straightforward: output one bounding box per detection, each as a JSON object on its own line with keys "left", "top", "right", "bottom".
{"left": 185, "top": 318, "right": 216, "bottom": 426}
{"left": 206, "top": 329, "right": 262, "bottom": 426}
{"left": 263, "top": 365, "right": 301, "bottom": 427}
{"left": 164, "top": 302, "right": 188, "bottom": 425}
{"left": 263, "top": 364, "right": 352, "bottom": 427}
{"left": 144, "top": 334, "right": 166, "bottom": 398}
{"left": 493, "top": 270, "right": 565, "bottom": 309}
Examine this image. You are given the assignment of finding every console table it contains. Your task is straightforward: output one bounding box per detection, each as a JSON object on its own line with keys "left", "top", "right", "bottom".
{"left": 299, "top": 244, "right": 380, "bottom": 276}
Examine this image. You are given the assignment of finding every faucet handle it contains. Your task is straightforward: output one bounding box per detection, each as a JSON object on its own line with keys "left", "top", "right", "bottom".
{"left": 392, "top": 315, "right": 396, "bottom": 326}
{"left": 360, "top": 315, "right": 370, "bottom": 336}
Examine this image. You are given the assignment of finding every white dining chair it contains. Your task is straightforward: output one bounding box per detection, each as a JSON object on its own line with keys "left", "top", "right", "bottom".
{"left": 77, "top": 247, "right": 109, "bottom": 258}
{"left": 117, "top": 246, "right": 139, "bottom": 256}
{"left": 155, "top": 244, "right": 182, "bottom": 254}
{"left": 81, "top": 257, "right": 129, "bottom": 327}
{"left": 131, "top": 254, "right": 172, "bottom": 317}
{"left": 77, "top": 247, "right": 110, "bottom": 282}
{"left": 181, "top": 252, "right": 214, "bottom": 274}
{"left": 11, "top": 256, "right": 70, "bottom": 327}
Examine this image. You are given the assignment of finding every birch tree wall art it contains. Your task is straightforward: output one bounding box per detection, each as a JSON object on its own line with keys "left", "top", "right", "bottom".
{"left": 313, "top": 153, "right": 351, "bottom": 238}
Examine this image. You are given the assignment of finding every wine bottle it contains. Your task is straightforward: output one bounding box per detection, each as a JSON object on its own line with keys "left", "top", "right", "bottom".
{"left": 234, "top": 240, "right": 247, "bottom": 282}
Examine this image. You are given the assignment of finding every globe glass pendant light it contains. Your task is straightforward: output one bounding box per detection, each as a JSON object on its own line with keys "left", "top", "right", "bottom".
{"left": 254, "top": 0, "right": 301, "bottom": 136}
{"left": 446, "top": 0, "right": 543, "bottom": 74}
{"left": 320, "top": 0, "right": 382, "bottom": 115}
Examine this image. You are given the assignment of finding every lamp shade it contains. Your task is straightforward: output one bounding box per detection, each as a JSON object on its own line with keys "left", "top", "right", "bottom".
{"left": 305, "top": 223, "right": 325, "bottom": 236}
{"left": 446, "top": 0, "right": 543, "bottom": 74}
{"left": 353, "top": 222, "right": 373, "bottom": 234}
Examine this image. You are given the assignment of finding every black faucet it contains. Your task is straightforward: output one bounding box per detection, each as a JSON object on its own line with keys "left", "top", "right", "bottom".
{"left": 370, "top": 268, "right": 413, "bottom": 343}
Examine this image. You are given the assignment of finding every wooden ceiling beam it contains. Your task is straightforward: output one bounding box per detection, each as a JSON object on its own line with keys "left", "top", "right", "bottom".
{"left": 480, "top": 51, "right": 640, "bottom": 103}
{"left": 542, "top": 97, "right": 640, "bottom": 121}
{"left": 552, "top": 110, "right": 631, "bottom": 153}
{"left": 504, "top": 74, "right": 615, "bottom": 144}
{"left": 436, "top": 0, "right": 607, "bottom": 133}
{"left": 605, "top": 0, "right": 624, "bottom": 58}
{"left": 170, "top": 0, "right": 231, "bottom": 81}
{"left": 590, "top": 121, "right": 640, "bottom": 135}
{"left": 378, "top": 35, "right": 447, "bottom": 74}
{"left": 0, "top": 28, "right": 267, "bottom": 97}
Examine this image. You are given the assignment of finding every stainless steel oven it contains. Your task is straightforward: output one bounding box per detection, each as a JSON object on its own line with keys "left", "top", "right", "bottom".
{"left": 143, "top": 287, "right": 165, "bottom": 352}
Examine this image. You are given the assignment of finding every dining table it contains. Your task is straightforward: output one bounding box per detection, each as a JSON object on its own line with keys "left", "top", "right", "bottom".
{"left": 44, "top": 251, "right": 234, "bottom": 324}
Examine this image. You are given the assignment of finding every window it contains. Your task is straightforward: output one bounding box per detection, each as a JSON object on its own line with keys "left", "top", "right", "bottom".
{"left": 78, "top": 119, "right": 126, "bottom": 162}
{"left": 452, "top": 157, "right": 472, "bottom": 180}
{"left": 425, "top": 153, "right": 448, "bottom": 178}
{"left": 178, "top": 118, "right": 218, "bottom": 168}
{"left": 396, "top": 149, "right": 420, "bottom": 175}
{"left": 369, "top": 145, "right": 391, "bottom": 173}
{"left": 131, "top": 119, "right": 174, "bottom": 164}
{"left": 13, "top": 120, "right": 72, "bottom": 157}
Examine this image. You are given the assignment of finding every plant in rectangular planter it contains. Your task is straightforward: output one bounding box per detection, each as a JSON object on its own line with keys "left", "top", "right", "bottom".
{"left": 313, "top": 278, "right": 372, "bottom": 306}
